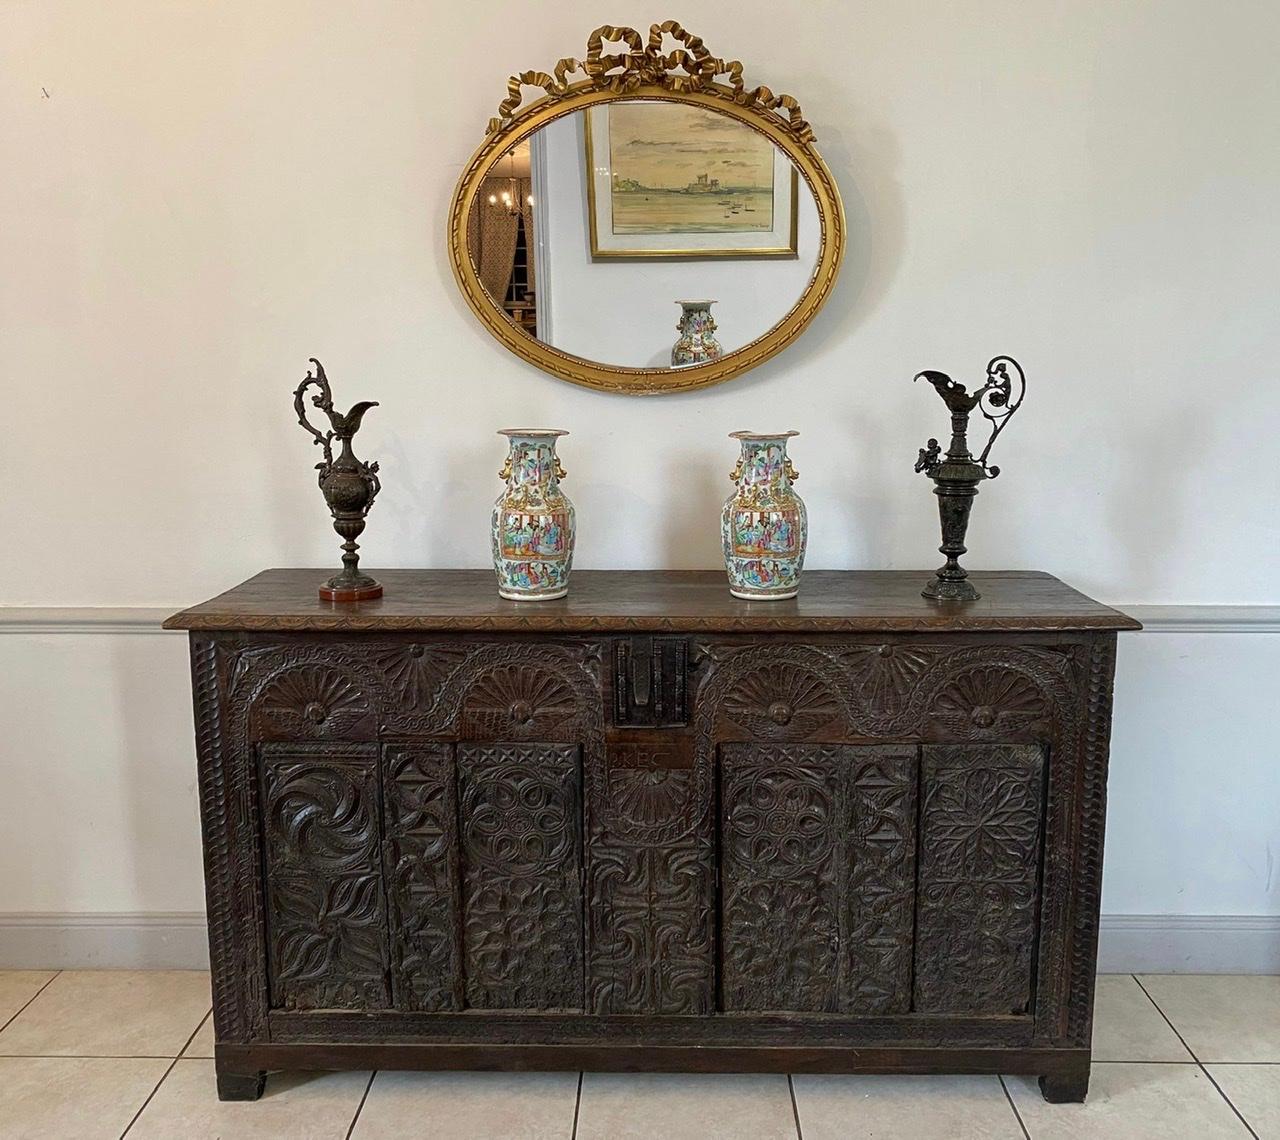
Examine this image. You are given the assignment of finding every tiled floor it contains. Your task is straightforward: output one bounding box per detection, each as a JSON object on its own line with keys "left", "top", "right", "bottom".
{"left": 0, "top": 971, "right": 1276, "bottom": 1138}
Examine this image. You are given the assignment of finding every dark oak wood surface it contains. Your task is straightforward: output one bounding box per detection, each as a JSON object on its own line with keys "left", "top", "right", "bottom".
{"left": 179, "top": 567, "right": 1135, "bottom": 1105}
{"left": 165, "top": 568, "right": 1140, "bottom": 633}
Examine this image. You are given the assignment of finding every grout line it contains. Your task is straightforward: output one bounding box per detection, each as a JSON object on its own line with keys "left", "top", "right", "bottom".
{"left": 787, "top": 1073, "right": 804, "bottom": 1140}
{"left": 570, "top": 1071, "right": 583, "bottom": 1140}
{"left": 0, "top": 1053, "right": 191, "bottom": 1060}
{"left": 1132, "top": 976, "right": 1261, "bottom": 1140}
{"left": 345, "top": 1070, "right": 377, "bottom": 1140}
{"left": 119, "top": 1013, "right": 208, "bottom": 1138}
{"left": 997, "top": 1074, "right": 1032, "bottom": 1140}
{"left": 0, "top": 970, "right": 61, "bottom": 1036}
{"left": 1198, "top": 1065, "right": 1261, "bottom": 1140}
{"left": 180, "top": 1009, "right": 212, "bottom": 1058}
{"left": 1131, "top": 975, "right": 1201, "bottom": 1062}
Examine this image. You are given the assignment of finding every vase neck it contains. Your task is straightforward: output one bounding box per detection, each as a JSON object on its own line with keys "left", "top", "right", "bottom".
{"left": 736, "top": 439, "right": 793, "bottom": 488}
{"left": 505, "top": 438, "right": 560, "bottom": 488}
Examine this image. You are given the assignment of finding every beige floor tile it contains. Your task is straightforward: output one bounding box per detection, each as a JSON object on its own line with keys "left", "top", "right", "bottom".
{"left": 1006, "top": 1063, "right": 1248, "bottom": 1139}
{"left": 181, "top": 1012, "right": 214, "bottom": 1058}
{"left": 0, "top": 1055, "right": 168, "bottom": 1139}
{"left": 0, "top": 970, "right": 210, "bottom": 1058}
{"left": 1138, "top": 975, "right": 1280, "bottom": 1062}
{"left": 0, "top": 972, "right": 56, "bottom": 1026}
{"left": 1207, "top": 1065, "right": 1280, "bottom": 1137}
{"left": 1092, "top": 974, "right": 1192, "bottom": 1062}
{"left": 351, "top": 1070, "right": 578, "bottom": 1139}
{"left": 793, "top": 1073, "right": 1021, "bottom": 1139}
{"left": 128, "top": 1059, "right": 370, "bottom": 1139}
{"left": 576, "top": 1073, "right": 796, "bottom": 1140}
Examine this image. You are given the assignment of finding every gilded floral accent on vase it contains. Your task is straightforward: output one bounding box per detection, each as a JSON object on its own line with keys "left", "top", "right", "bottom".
{"left": 721, "top": 431, "right": 807, "bottom": 600}
{"left": 491, "top": 429, "right": 575, "bottom": 601}
{"left": 671, "top": 300, "right": 723, "bottom": 367}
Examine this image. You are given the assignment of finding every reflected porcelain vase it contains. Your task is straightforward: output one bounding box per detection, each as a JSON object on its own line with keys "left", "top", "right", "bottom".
{"left": 721, "top": 431, "right": 807, "bottom": 600}
{"left": 671, "top": 299, "right": 723, "bottom": 367}
{"left": 491, "top": 429, "right": 575, "bottom": 601}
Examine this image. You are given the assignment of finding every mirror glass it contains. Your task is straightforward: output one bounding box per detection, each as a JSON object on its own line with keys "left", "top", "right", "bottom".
{"left": 464, "top": 101, "right": 822, "bottom": 370}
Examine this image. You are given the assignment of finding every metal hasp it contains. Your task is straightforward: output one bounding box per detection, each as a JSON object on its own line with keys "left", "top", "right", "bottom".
{"left": 293, "top": 358, "right": 383, "bottom": 603}
{"left": 913, "top": 356, "right": 1026, "bottom": 602}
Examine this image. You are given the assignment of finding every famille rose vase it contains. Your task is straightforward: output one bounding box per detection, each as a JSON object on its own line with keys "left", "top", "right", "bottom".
{"left": 671, "top": 299, "right": 723, "bottom": 367}
{"left": 491, "top": 429, "right": 575, "bottom": 601}
{"left": 721, "top": 431, "right": 807, "bottom": 600}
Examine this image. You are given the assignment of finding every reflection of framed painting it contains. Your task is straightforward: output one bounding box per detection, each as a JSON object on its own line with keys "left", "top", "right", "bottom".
{"left": 585, "top": 102, "right": 799, "bottom": 259}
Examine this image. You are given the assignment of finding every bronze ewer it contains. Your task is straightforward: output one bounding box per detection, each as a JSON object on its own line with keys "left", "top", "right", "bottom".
{"left": 293, "top": 358, "right": 383, "bottom": 602}
{"left": 913, "top": 356, "right": 1026, "bottom": 602}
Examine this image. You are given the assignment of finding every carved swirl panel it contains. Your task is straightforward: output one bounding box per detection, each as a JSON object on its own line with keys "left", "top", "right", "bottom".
{"left": 587, "top": 841, "right": 714, "bottom": 1015}
{"left": 258, "top": 744, "right": 389, "bottom": 1011}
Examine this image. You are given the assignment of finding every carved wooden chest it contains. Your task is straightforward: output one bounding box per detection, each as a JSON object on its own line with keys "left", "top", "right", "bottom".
{"left": 165, "top": 569, "right": 1139, "bottom": 1103}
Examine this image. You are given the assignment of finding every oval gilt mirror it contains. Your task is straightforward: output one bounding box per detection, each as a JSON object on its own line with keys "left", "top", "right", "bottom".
{"left": 448, "top": 22, "right": 846, "bottom": 395}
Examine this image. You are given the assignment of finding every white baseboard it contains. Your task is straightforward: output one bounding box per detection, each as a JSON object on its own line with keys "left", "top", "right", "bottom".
{"left": 0, "top": 913, "right": 210, "bottom": 970}
{"left": 1, "top": 912, "right": 1275, "bottom": 973}
{"left": 1097, "top": 914, "right": 1280, "bottom": 974}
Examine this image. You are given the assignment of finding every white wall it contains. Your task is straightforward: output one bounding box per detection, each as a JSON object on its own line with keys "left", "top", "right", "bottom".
{"left": 2, "top": 0, "right": 1278, "bottom": 967}
{"left": 537, "top": 112, "right": 821, "bottom": 365}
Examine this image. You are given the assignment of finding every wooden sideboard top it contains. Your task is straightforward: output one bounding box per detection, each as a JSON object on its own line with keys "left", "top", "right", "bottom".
{"left": 163, "top": 569, "right": 1140, "bottom": 634}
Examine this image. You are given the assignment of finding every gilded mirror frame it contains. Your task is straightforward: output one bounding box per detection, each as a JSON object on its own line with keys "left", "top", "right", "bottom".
{"left": 447, "top": 22, "right": 846, "bottom": 396}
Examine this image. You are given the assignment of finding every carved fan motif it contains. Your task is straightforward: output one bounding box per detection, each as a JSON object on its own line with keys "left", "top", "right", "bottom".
{"left": 611, "top": 769, "right": 691, "bottom": 828}
{"left": 460, "top": 665, "right": 578, "bottom": 738}
{"left": 256, "top": 666, "right": 371, "bottom": 738}
{"left": 370, "top": 643, "right": 465, "bottom": 710}
{"left": 932, "top": 666, "right": 1047, "bottom": 729}
{"left": 842, "top": 645, "right": 938, "bottom": 719}
{"left": 722, "top": 663, "right": 842, "bottom": 738}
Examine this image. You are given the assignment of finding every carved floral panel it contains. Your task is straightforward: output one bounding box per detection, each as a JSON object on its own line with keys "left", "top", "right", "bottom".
{"left": 914, "top": 744, "right": 1045, "bottom": 1015}
{"left": 719, "top": 744, "right": 917, "bottom": 1014}
{"left": 458, "top": 743, "right": 584, "bottom": 1010}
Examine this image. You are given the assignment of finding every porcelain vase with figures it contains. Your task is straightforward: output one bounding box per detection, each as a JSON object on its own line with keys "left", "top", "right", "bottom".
{"left": 671, "top": 299, "right": 723, "bottom": 367}
{"left": 491, "top": 429, "right": 575, "bottom": 601}
{"left": 721, "top": 431, "right": 807, "bottom": 600}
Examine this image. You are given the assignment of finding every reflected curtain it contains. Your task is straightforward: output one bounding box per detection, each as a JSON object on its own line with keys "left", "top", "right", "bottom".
{"left": 467, "top": 177, "right": 526, "bottom": 303}
{"left": 521, "top": 184, "right": 536, "bottom": 297}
